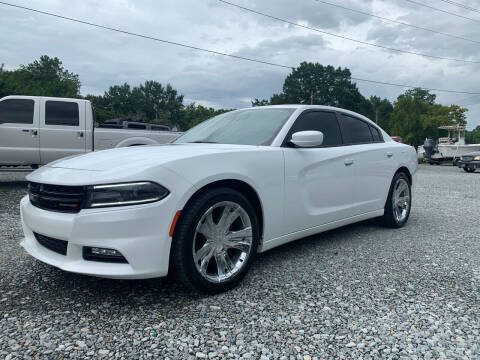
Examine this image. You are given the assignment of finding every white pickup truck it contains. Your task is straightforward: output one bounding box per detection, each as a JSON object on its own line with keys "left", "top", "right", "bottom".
{"left": 0, "top": 95, "right": 182, "bottom": 168}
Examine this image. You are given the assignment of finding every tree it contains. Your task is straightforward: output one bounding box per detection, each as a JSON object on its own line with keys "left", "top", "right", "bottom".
{"left": 179, "top": 103, "right": 231, "bottom": 130}
{"left": 466, "top": 126, "right": 480, "bottom": 144}
{"left": 390, "top": 89, "right": 468, "bottom": 147}
{"left": 369, "top": 96, "right": 393, "bottom": 133}
{"left": 253, "top": 62, "right": 372, "bottom": 118}
{"left": 0, "top": 56, "right": 80, "bottom": 98}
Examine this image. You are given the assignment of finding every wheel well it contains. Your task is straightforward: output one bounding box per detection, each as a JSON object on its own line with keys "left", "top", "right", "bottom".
{"left": 396, "top": 166, "right": 412, "bottom": 184}
{"left": 182, "top": 179, "right": 264, "bottom": 240}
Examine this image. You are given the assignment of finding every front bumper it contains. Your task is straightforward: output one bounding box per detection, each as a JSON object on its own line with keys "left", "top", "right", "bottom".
{"left": 20, "top": 195, "right": 174, "bottom": 279}
{"left": 457, "top": 160, "right": 480, "bottom": 169}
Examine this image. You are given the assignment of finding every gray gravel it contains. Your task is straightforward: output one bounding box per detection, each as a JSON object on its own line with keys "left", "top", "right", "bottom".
{"left": 1, "top": 165, "right": 479, "bottom": 359}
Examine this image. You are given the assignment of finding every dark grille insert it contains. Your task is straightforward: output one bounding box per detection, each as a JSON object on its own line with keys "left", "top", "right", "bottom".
{"left": 34, "top": 233, "right": 68, "bottom": 255}
{"left": 462, "top": 156, "right": 474, "bottom": 162}
{"left": 28, "top": 182, "right": 85, "bottom": 213}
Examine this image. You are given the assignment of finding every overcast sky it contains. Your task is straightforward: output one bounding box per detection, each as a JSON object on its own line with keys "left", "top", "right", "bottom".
{"left": 1, "top": 0, "right": 480, "bottom": 129}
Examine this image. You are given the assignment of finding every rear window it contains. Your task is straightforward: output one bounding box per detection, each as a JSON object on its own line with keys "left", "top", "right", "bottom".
{"left": 370, "top": 125, "right": 383, "bottom": 142}
{"left": 45, "top": 101, "right": 79, "bottom": 126}
{"left": 127, "top": 123, "right": 146, "bottom": 130}
{"left": 0, "top": 99, "right": 34, "bottom": 124}
{"left": 338, "top": 114, "right": 373, "bottom": 144}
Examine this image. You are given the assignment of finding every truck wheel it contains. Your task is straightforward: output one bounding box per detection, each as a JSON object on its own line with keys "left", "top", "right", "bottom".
{"left": 380, "top": 172, "right": 411, "bottom": 228}
{"left": 171, "top": 187, "right": 259, "bottom": 294}
{"left": 464, "top": 167, "right": 476, "bottom": 173}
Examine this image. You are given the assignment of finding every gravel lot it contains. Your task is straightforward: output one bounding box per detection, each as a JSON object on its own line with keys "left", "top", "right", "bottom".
{"left": 1, "top": 166, "right": 479, "bottom": 359}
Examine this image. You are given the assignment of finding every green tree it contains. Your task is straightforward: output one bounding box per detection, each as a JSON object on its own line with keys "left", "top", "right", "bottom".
{"left": 369, "top": 96, "right": 393, "bottom": 133}
{"left": 253, "top": 62, "right": 373, "bottom": 118}
{"left": 0, "top": 56, "right": 80, "bottom": 98}
{"left": 466, "top": 126, "right": 480, "bottom": 144}
{"left": 179, "top": 103, "right": 231, "bottom": 130}
{"left": 390, "top": 89, "right": 468, "bottom": 147}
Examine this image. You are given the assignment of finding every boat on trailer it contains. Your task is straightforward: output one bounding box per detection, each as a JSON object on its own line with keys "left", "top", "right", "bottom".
{"left": 418, "top": 125, "right": 480, "bottom": 165}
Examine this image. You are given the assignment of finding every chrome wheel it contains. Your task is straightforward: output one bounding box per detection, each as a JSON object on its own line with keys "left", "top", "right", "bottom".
{"left": 392, "top": 178, "right": 410, "bottom": 223}
{"left": 192, "top": 201, "right": 253, "bottom": 283}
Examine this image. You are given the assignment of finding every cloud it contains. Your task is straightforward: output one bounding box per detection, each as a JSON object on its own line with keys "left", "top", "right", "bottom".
{"left": 0, "top": 0, "right": 479, "bottom": 128}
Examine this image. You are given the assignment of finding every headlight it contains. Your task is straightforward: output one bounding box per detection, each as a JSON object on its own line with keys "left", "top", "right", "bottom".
{"left": 474, "top": 156, "right": 480, "bottom": 161}
{"left": 85, "top": 181, "right": 169, "bottom": 208}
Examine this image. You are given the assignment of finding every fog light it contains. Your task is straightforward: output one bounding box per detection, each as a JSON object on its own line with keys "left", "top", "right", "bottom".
{"left": 83, "top": 246, "right": 128, "bottom": 263}
{"left": 91, "top": 247, "right": 123, "bottom": 257}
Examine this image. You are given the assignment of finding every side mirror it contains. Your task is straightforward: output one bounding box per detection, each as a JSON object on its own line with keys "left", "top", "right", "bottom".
{"left": 290, "top": 131, "right": 324, "bottom": 147}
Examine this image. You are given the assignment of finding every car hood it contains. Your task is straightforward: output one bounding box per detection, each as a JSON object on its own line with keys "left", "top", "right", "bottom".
{"left": 26, "top": 143, "right": 263, "bottom": 186}
{"left": 47, "top": 143, "right": 259, "bottom": 171}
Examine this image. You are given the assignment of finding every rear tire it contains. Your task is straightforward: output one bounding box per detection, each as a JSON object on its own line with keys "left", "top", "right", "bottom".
{"left": 171, "top": 187, "right": 259, "bottom": 294}
{"left": 464, "top": 167, "right": 476, "bottom": 173}
{"left": 380, "top": 172, "right": 411, "bottom": 228}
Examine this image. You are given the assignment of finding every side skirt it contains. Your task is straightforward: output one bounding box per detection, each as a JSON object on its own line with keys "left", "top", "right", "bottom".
{"left": 258, "top": 209, "right": 384, "bottom": 252}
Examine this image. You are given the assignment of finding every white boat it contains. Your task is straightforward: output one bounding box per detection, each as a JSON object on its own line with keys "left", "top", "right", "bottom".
{"left": 418, "top": 125, "right": 480, "bottom": 164}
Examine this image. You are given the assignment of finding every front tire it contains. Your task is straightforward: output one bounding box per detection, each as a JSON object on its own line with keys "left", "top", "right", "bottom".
{"left": 464, "top": 167, "right": 476, "bottom": 173}
{"left": 171, "top": 187, "right": 259, "bottom": 294}
{"left": 380, "top": 172, "right": 412, "bottom": 228}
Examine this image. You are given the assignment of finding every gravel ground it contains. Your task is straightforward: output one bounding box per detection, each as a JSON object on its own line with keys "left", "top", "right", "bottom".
{"left": 1, "top": 166, "right": 479, "bottom": 359}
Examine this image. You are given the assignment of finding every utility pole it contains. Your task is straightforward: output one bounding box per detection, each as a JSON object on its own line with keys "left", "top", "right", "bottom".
{"left": 375, "top": 109, "right": 379, "bottom": 124}
{"left": 310, "top": 90, "right": 314, "bottom": 105}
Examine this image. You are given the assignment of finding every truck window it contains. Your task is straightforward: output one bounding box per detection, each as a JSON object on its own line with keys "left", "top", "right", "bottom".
{"left": 45, "top": 101, "right": 79, "bottom": 126}
{"left": 151, "top": 125, "right": 169, "bottom": 131}
{"left": 0, "top": 99, "right": 34, "bottom": 124}
{"left": 127, "top": 123, "right": 146, "bottom": 130}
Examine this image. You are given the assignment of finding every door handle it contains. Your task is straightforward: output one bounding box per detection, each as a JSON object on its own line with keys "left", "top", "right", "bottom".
{"left": 387, "top": 152, "right": 393, "bottom": 158}
{"left": 77, "top": 131, "right": 84, "bottom": 138}
{"left": 344, "top": 159, "right": 354, "bottom": 166}
{"left": 21, "top": 129, "right": 29, "bottom": 133}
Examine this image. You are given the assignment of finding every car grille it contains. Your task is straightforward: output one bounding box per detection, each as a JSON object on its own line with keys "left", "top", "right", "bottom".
{"left": 28, "top": 182, "right": 85, "bottom": 213}
{"left": 34, "top": 232, "right": 68, "bottom": 255}
{"left": 461, "top": 156, "right": 474, "bottom": 162}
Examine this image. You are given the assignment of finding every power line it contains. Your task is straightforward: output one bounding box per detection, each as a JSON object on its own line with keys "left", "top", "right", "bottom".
{"left": 218, "top": 0, "right": 480, "bottom": 64}
{"left": 437, "top": 0, "right": 480, "bottom": 13}
{"left": 1, "top": 1, "right": 480, "bottom": 95}
{"left": 404, "top": 0, "right": 480, "bottom": 24}
{"left": 313, "top": 0, "right": 480, "bottom": 46}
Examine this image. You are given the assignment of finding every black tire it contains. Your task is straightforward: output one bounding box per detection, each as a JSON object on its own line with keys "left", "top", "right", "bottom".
{"left": 464, "top": 167, "right": 476, "bottom": 173}
{"left": 171, "top": 187, "right": 259, "bottom": 294}
{"left": 380, "top": 172, "right": 412, "bottom": 228}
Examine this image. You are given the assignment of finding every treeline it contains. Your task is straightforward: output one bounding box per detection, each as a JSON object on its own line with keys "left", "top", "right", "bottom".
{"left": 1, "top": 56, "right": 479, "bottom": 145}
{"left": 0, "top": 56, "right": 230, "bottom": 130}
{"left": 253, "top": 62, "right": 471, "bottom": 147}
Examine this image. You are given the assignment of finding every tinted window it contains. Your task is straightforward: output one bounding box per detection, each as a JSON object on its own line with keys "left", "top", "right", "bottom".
{"left": 339, "top": 114, "right": 373, "bottom": 144}
{"left": 128, "top": 123, "right": 146, "bottom": 129}
{"left": 45, "top": 101, "right": 79, "bottom": 126}
{"left": 151, "top": 125, "right": 169, "bottom": 131}
{"left": 0, "top": 99, "right": 34, "bottom": 124}
{"left": 370, "top": 125, "right": 382, "bottom": 142}
{"left": 288, "top": 111, "right": 342, "bottom": 147}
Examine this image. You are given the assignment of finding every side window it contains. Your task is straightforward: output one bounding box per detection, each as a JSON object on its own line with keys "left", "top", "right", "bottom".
{"left": 370, "top": 125, "right": 382, "bottom": 142}
{"left": 0, "top": 99, "right": 34, "bottom": 124}
{"left": 127, "top": 123, "right": 146, "bottom": 130}
{"left": 338, "top": 114, "right": 373, "bottom": 144}
{"left": 288, "top": 111, "right": 343, "bottom": 147}
{"left": 45, "top": 101, "right": 79, "bottom": 126}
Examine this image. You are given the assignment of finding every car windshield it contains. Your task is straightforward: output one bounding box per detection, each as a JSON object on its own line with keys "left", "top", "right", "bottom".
{"left": 173, "top": 108, "right": 295, "bottom": 146}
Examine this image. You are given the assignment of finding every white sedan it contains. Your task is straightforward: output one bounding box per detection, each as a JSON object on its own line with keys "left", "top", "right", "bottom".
{"left": 20, "top": 105, "right": 417, "bottom": 293}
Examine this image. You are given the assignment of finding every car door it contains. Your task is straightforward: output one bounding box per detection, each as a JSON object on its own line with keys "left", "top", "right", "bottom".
{"left": 0, "top": 97, "right": 40, "bottom": 165}
{"left": 337, "top": 113, "right": 395, "bottom": 215}
{"left": 39, "top": 99, "right": 86, "bottom": 164}
{"left": 283, "top": 110, "right": 355, "bottom": 234}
